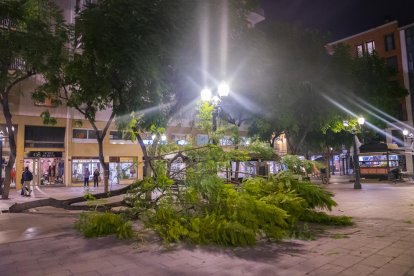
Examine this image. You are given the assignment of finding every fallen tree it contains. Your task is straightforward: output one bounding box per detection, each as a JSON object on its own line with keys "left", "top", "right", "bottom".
{"left": 8, "top": 184, "right": 133, "bottom": 213}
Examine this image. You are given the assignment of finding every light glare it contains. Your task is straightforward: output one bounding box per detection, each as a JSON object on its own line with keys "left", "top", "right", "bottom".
{"left": 200, "top": 88, "right": 212, "bottom": 101}
{"left": 403, "top": 129, "right": 409, "bottom": 136}
{"left": 218, "top": 81, "right": 230, "bottom": 97}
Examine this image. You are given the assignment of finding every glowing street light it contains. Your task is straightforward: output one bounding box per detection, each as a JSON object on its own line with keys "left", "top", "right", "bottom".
{"left": 403, "top": 129, "right": 409, "bottom": 136}
{"left": 200, "top": 87, "right": 212, "bottom": 102}
{"left": 357, "top": 117, "right": 365, "bottom": 125}
{"left": 200, "top": 81, "right": 230, "bottom": 144}
{"left": 217, "top": 81, "right": 230, "bottom": 97}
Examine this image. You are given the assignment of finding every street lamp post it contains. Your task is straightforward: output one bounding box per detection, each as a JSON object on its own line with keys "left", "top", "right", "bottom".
{"left": 344, "top": 117, "right": 365, "bottom": 189}
{"left": 200, "top": 81, "right": 230, "bottom": 144}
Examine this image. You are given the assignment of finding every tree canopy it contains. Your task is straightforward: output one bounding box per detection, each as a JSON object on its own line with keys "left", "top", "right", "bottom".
{"left": 247, "top": 22, "right": 407, "bottom": 155}
{"left": 0, "top": 0, "right": 66, "bottom": 199}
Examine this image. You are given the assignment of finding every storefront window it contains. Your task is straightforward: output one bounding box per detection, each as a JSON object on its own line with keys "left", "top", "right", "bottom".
{"left": 109, "top": 157, "right": 137, "bottom": 184}
{"left": 359, "top": 154, "right": 399, "bottom": 168}
{"left": 72, "top": 159, "right": 100, "bottom": 182}
{"left": 39, "top": 158, "right": 64, "bottom": 185}
{"left": 24, "top": 152, "right": 64, "bottom": 186}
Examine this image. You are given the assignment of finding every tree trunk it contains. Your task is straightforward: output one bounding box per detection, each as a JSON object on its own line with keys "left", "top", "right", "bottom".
{"left": 234, "top": 144, "right": 240, "bottom": 183}
{"left": 136, "top": 133, "right": 148, "bottom": 177}
{"left": 325, "top": 147, "right": 331, "bottom": 184}
{"left": 1, "top": 90, "right": 17, "bottom": 199}
{"left": 97, "top": 137, "right": 109, "bottom": 193}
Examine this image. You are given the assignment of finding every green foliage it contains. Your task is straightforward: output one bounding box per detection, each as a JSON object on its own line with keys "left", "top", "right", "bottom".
{"left": 301, "top": 210, "right": 353, "bottom": 226}
{"left": 75, "top": 212, "right": 133, "bottom": 239}
{"left": 40, "top": 111, "right": 57, "bottom": 126}
{"left": 282, "top": 155, "right": 315, "bottom": 176}
{"left": 247, "top": 140, "right": 275, "bottom": 160}
{"left": 126, "top": 146, "right": 349, "bottom": 247}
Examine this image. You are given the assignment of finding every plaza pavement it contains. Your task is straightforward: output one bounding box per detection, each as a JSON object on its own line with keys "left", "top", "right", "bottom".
{"left": 0, "top": 176, "right": 414, "bottom": 275}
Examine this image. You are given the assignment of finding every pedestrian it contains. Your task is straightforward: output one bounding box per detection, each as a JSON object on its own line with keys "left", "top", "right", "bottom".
{"left": 22, "top": 167, "right": 33, "bottom": 196}
{"left": 10, "top": 167, "right": 16, "bottom": 185}
{"left": 83, "top": 167, "right": 90, "bottom": 188}
{"left": 20, "top": 170, "right": 24, "bottom": 196}
{"left": 93, "top": 168, "right": 100, "bottom": 188}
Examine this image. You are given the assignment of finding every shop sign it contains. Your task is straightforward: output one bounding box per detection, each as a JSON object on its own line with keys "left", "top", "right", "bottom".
{"left": 109, "top": 157, "right": 120, "bottom": 162}
{"left": 27, "top": 151, "right": 63, "bottom": 158}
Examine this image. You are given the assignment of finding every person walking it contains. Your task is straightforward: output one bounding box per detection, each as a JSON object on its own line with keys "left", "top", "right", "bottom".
{"left": 22, "top": 167, "right": 33, "bottom": 196}
{"left": 83, "top": 167, "right": 90, "bottom": 188}
{"left": 93, "top": 168, "right": 100, "bottom": 188}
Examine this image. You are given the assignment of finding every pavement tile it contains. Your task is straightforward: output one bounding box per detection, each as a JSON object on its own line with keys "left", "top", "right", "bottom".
{"left": 349, "top": 246, "right": 379, "bottom": 258}
{"left": 15, "top": 268, "right": 46, "bottom": 276}
{"left": 406, "top": 267, "right": 414, "bottom": 276}
{"left": 77, "top": 271, "right": 101, "bottom": 276}
{"left": 370, "top": 263, "right": 412, "bottom": 276}
{"left": 365, "top": 240, "right": 393, "bottom": 250}
{"left": 359, "top": 254, "right": 394, "bottom": 268}
{"left": 337, "top": 263, "right": 376, "bottom": 276}
{"left": 376, "top": 246, "right": 405, "bottom": 257}
{"left": 44, "top": 270, "right": 73, "bottom": 276}
{"left": 330, "top": 254, "right": 364, "bottom": 268}
{"left": 307, "top": 263, "right": 346, "bottom": 276}
{"left": 389, "top": 254, "right": 414, "bottom": 266}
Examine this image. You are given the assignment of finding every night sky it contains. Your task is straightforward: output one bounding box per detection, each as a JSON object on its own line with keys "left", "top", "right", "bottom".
{"left": 260, "top": 0, "right": 414, "bottom": 41}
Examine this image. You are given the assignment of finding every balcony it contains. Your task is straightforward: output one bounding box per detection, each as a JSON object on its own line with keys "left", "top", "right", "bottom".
{"left": 8, "top": 57, "right": 26, "bottom": 71}
{"left": 0, "top": 18, "right": 17, "bottom": 30}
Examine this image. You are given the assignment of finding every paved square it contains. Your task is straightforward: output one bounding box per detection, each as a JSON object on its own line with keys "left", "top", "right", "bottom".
{"left": 1, "top": 177, "right": 414, "bottom": 275}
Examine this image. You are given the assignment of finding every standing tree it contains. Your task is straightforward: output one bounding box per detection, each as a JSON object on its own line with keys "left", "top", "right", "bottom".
{"left": 249, "top": 23, "right": 407, "bottom": 155}
{"left": 0, "top": 0, "right": 66, "bottom": 199}
{"left": 36, "top": 0, "right": 198, "bottom": 193}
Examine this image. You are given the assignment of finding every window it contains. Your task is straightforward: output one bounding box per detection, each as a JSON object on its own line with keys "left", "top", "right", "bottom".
{"left": 386, "top": 56, "right": 398, "bottom": 72}
{"left": 25, "top": 126, "right": 65, "bottom": 148}
{"left": 109, "top": 130, "right": 134, "bottom": 144}
{"left": 384, "top": 33, "right": 395, "bottom": 51}
{"left": 366, "top": 41, "right": 375, "bottom": 55}
{"left": 171, "top": 134, "right": 189, "bottom": 145}
{"left": 220, "top": 136, "right": 233, "bottom": 146}
{"left": 356, "top": 44, "right": 364, "bottom": 57}
{"left": 196, "top": 134, "right": 209, "bottom": 146}
{"left": 72, "top": 129, "right": 102, "bottom": 143}
{"left": 34, "top": 97, "right": 57, "bottom": 107}
{"left": 109, "top": 157, "right": 137, "bottom": 184}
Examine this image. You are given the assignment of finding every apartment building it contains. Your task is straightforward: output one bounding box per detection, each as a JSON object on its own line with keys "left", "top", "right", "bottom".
{"left": 326, "top": 21, "right": 414, "bottom": 174}
{"left": 0, "top": 1, "right": 268, "bottom": 189}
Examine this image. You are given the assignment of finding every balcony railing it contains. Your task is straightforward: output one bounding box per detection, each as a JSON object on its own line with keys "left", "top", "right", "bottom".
{"left": 0, "top": 18, "right": 17, "bottom": 30}
{"left": 9, "top": 57, "right": 25, "bottom": 71}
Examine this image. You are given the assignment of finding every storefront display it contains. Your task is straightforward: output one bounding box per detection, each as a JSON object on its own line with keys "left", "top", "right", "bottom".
{"left": 72, "top": 158, "right": 100, "bottom": 183}
{"left": 358, "top": 143, "right": 405, "bottom": 179}
{"left": 109, "top": 157, "right": 137, "bottom": 184}
{"left": 24, "top": 151, "right": 64, "bottom": 186}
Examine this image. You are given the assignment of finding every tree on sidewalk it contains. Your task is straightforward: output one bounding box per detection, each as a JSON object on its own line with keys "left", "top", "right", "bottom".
{"left": 0, "top": 0, "right": 66, "bottom": 199}
{"left": 36, "top": 0, "right": 195, "bottom": 193}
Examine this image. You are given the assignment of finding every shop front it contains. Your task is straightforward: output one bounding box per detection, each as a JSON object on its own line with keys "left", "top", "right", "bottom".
{"left": 109, "top": 157, "right": 137, "bottom": 185}
{"left": 359, "top": 143, "right": 405, "bottom": 179}
{"left": 71, "top": 157, "right": 100, "bottom": 185}
{"left": 24, "top": 151, "right": 65, "bottom": 186}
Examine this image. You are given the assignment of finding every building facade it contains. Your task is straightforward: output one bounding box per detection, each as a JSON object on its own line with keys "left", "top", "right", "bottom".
{"left": 326, "top": 20, "right": 414, "bottom": 174}
{"left": 1, "top": 0, "right": 272, "bottom": 189}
